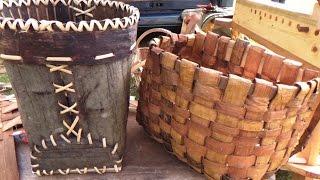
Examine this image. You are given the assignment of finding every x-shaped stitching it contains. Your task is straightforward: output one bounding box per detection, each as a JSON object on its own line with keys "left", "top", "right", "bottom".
{"left": 63, "top": 116, "right": 79, "bottom": 135}
{"left": 58, "top": 102, "right": 79, "bottom": 114}
{"left": 62, "top": 117, "right": 82, "bottom": 140}
{"left": 70, "top": 6, "right": 96, "bottom": 17}
{"left": 53, "top": 82, "right": 75, "bottom": 93}
{"left": 46, "top": 64, "right": 72, "bottom": 74}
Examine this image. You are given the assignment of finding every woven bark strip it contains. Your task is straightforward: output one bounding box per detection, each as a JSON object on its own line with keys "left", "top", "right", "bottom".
{"left": 230, "top": 39, "right": 249, "bottom": 66}
{"left": 243, "top": 46, "right": 265, "bottom": 79}
{"left": 137, "top": 31, "right": 320, "bottom": 179}
{"left": 260, "top": 53, "right": 284, "bottom": 82}
{"left": 0, "top": 0, "right": 139, "bottom": 176}
{"left": 192, "top": 33, "right": 206, "bottom": 64}
{"left": 201, "top": 32, "right": 219, "bottom": 68}
{"left": 214, "top": 36, "right": 230, "bottom": 74}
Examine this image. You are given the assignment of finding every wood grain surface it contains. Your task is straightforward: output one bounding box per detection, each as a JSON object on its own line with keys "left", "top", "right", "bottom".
{"left": 0, "top": 129, "right": 19, "bottom": 180}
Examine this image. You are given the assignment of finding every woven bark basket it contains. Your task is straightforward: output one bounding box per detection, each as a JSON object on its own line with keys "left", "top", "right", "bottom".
{"left": 136, "top": 32, "right": 320, "bottom": 179}
{"left": 0, "top": 0, "right": 139, "bottom": 176}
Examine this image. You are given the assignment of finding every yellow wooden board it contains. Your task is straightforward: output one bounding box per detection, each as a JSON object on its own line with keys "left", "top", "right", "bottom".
{"left": 232, "top": 0, "right": 320, "bottom": 69}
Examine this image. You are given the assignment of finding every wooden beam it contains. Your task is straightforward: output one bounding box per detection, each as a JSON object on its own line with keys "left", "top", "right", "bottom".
{"left": 232, "top": 0, "right": 320, "bottom": 69}
{"left": 0, "top": 129, "right": 19, "bottom": 180}
{"left": 283, "top": 106, "right": 320, "bottom": 179}
{"left": 303, "top": 119, "right": 320, "bottom": 166}
{"left": 283, "top": 159, "right": 320, "bottom": 179}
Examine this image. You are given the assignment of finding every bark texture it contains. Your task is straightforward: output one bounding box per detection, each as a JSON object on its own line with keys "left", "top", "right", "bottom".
{"left": 2, "top": 25, "right": 136, "bottom": 171}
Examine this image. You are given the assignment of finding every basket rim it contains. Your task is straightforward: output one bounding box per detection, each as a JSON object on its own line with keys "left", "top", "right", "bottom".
{"left": 0, "top": 0, "right": 140, "bottom": 32}
{"left": 148, "top": 34, "right": 320, "bottom": 88}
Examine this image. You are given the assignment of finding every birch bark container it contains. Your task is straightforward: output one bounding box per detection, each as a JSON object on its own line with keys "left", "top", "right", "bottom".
{"left": 0, "top": 0, "right": 139, "bottom": 176}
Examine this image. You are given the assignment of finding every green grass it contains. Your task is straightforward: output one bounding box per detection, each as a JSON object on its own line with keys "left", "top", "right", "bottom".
{"left": 130, "top": 76, "right": 139, "bottom": 99}
{"left": 0, "top": 73, "right": 10, "bottom": 83}
{"left": 276, "top": 170, "right": 292, "bottom": 180}
{"left": 0, "top": 73, "right": 14, "bottom": 95}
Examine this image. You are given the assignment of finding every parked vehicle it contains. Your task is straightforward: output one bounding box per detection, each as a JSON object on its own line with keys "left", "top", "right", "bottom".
{"left": 124, "top": 0, "right": 234, "bottom": 30}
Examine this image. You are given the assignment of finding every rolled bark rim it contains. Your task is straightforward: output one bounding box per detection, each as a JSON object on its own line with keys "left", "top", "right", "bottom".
{"left": 0, "top": 0, "right": 140, "bottom": 32}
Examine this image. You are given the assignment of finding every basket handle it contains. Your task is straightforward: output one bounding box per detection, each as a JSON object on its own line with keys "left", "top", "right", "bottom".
{"left": 136, "top": 28, "right": 176, "bottom": 48}
{"left": 131, "top": 28, "right": 176, "bottom": 74}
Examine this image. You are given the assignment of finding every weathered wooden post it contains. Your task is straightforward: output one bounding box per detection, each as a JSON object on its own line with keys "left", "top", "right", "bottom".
{"left": 0, "top": 0, "right": 139, "bottom": 176}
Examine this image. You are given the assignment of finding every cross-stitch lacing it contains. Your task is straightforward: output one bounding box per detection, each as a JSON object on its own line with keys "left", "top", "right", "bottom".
{"left": 58, "top": 102, "right": 79, "bottom": 114}
{"left": 53, "top": 82, "right": 75, "bottom": 93}
{"left": 47, "top": 61, "right": 81, "bottom": 143}
{"left": 46, "top": 64, "right": 72, "bottom": 74}
{"left": 69, "top": 5, "right": 96, "bottom": 17}
{"left": 0, "top": 0, "right": 140, "bottom": 32}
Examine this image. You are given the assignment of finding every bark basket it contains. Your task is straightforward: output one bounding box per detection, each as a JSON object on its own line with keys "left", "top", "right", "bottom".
{"left": 136, "top": 32, "right": 320, "bottom": 179}
{"left": 0, "top": 0, "right": 139, "bottom": 176}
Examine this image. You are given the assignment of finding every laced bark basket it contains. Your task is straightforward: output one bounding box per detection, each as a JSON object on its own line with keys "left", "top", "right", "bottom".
{"left": 0, "top": 0, "right": 139, "bottom": 176}
{"left": 136, "top": 32, "right": 320, "bottom": 179}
